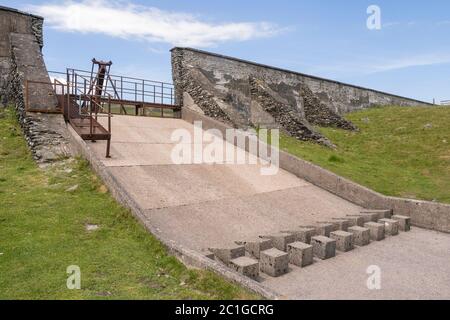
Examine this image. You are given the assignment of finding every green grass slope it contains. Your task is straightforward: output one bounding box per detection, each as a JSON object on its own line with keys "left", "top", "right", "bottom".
{"left": 280, "top": 106, "right": 450, "bottom": 203}
{"left": 0, "top": 107, "right": 258, "bottom": 300}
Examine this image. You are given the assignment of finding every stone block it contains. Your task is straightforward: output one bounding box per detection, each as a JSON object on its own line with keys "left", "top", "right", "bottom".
{"left": 361, "top": 209, "right": 393, "bottom": 219}
{"left": 392, "top": 215, "right": 411, "bottom": 231}
{"left": 378, "top": 218, "right": 399, "bottom": 236}
{"left": 348, "top": 226, "right": 370, "bottom": 246}
{"left": 345, "top": 215, "right": 365, "bottom": 227}
{"left": 330, "top": 231, "right": 354, "bottom": 252}
{"left": 260, "top": 248, "right": 289, "bottom": 277}
{"left": 328, "top": 219, "right": 351, "bottom": 231}
{"left": 235, "top": 238, "right": 273, "bottom": 259}
{"left": 230, "top": 257, "right": 259, "bottom": 280}
{"left": 364, "top": 222, "right": 385, "bottom": 241}
{"left": 294, "top": 227, "right": 317, "bottom": 244}
{"left": 348, "top": 214, "right": 372, "bottom": 224}
{"left": 358, "top": 212, "right": 380, "bottom": 222}
{"left": 312, "top": 223, "right": 335, "bottom": 237}
{"left": 311, "top": 236, "right": 336, "bottom": 260}
{"left": 209, "top": 245, "right": 245, "bottom": 265}
{"left": 287, "top": 242, "right": 313, "bottom": 267}
{"left": 261, "top": 233, "right": 296, "bottom": 252}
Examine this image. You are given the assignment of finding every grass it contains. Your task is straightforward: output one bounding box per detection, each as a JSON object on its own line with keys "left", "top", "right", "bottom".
{"left": 279, "top": 106, "right": 450, "bottom": 203}
{"left": 0, "top": 107, "right": 258, "bottom": 300}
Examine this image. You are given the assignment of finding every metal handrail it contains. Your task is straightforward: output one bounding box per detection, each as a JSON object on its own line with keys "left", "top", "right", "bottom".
{"left": 50, "top": 69, "right": 176, "bottom": 106}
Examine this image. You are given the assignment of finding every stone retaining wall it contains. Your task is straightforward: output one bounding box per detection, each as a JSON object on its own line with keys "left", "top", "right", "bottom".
{"left": 171, "top": 47, "right": 431, "bottom": 145}
{"left": 0, "top": 6, "right": 74, "bottom": 162}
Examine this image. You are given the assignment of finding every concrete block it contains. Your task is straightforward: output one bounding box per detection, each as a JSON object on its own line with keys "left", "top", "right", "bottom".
{"left": 348, "top": 214, "right": 372, "bottom": 224}
{"left": 345, "top": 215, "right": 365, "bottom": 227}
{"left": 378, "top": 218, "right": 399, "bottom": 236}
{"left": 361, "top": 209, "right": 393, "bottom": 219}
{"left": 287, "top": 242, "right": 313, "bottom": 267}
{"left": 330, "top": 231, "right": 354, "bottom": 252}
{"left": 364, "top": 222, "right": 385, "bottom": 241}
{"left": 294, "top": 227, "right": 317, "bottom": 244}
{"left": 235, "top": 238, "right": 273, "bottom": 259}
{"left": 230, "top": 256, "right": 259, "bottom": 280}
{"left": 313, "top": 223, "right": 335, "bottom": 237}
{"left": 260, "top": 232, "right": 296, "bottom": 252}
{"left": 311, "top": 236, "right": 336, "bottom": 260}
{"left": 333, "top": 217, "right": 355, "bottom": 228}
{"left": 260, "top": 248, "right": 289, "bottom": 277}
{"left": 318, "top": 221, "right": 340, "bottom": 232}
{"left": 348, "top": 226, "right": 370, "bottom": 246}
{"left": 392, "top": 215, "right": 411, "bottom": 232}
{"left": 327, "top": 219, "right": 350, "bottom": 231}
{"left": 358, "top": 212, "right": 380, "bottom": 222}
{"left": 209, "top": 245, "right": 245, "bottom": 265}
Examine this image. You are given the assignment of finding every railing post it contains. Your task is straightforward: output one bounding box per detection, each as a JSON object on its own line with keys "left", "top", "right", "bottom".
{"left": 120, "top": 76, "right": 123, "bottom": 100}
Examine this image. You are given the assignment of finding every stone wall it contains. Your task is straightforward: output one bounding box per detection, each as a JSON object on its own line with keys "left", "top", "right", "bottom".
{"left": 0, "top": 6, "right": 73, "bottom": 162}
{"left": 172, "top": 47, "right": 431, "bottom": 144}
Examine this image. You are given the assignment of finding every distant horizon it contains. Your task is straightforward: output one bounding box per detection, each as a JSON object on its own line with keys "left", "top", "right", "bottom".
{"left": 2, "top": 0, "right": 449, "bottom": 103}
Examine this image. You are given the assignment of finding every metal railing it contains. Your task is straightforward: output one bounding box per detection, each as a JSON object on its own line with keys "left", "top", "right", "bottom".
{"left": 49, "top": 69, "right": 176, "bottom": 106}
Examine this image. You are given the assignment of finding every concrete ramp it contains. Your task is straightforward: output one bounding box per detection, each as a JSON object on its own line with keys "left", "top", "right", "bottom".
{"left": 93, "top": 115, "right": 361, "bottom": 250}
{"left": 88, "top": 115, "right": 450, "bottom": 299}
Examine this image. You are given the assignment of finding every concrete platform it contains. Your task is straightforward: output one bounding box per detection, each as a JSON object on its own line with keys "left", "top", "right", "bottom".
{"left": 92, "top": 115, "right": 450, "bottom": 299}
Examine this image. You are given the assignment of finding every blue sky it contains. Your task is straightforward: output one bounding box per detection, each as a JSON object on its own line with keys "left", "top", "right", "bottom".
{"left": 4, "top": 0, "right": 450, "bottom": 102}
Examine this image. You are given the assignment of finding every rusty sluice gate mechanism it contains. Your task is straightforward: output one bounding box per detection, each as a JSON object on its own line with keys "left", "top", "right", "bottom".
{"left": 26, "top": 58, "right": 181, "bottom": 158}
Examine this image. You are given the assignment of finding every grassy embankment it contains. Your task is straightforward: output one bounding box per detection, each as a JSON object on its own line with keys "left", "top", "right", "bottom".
{"left": 280, "top": 106, "right": 450, "bottom": 203}
{"left": 0, "top": 107, "right": 258, "bottom": 300}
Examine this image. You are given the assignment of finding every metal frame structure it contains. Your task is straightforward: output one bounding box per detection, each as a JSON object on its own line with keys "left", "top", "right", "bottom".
{"left": 25, "top": 59, "right": 181, "bottom": 158}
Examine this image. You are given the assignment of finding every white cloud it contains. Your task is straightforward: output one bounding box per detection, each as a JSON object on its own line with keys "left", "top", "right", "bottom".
{"left": 27, "top": 0, "right": 283, "bottom": 47}
{"left": 368, "top": 53, "right": 450, "bottom": 73}
{"left": 300, "top": 53, "right": 450, "bottom": 79}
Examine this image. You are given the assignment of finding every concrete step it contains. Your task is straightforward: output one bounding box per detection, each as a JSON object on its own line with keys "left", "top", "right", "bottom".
{"left": 260, "top": 248, "right": 289, "bottom": 277}
{"left": 230, "top": 256, "right": 259, "bottom": 280}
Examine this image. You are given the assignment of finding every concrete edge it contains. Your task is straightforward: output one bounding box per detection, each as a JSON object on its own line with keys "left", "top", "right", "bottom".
{"left": 171, "top": 47, "right": 433, "bottom": 106}
{"left": 181, "top": 108, "right": 450, "bottom": 233}
{"left": 65, "top": 123, "right": 282, "bottom": 300}
{"left": 0, "top": 5, "right": 44, "bottom": 20}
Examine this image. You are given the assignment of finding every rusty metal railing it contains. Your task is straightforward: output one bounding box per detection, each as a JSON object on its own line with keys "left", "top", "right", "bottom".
{"left": 49, "top": 69, "right": 179, "bottom": 118}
